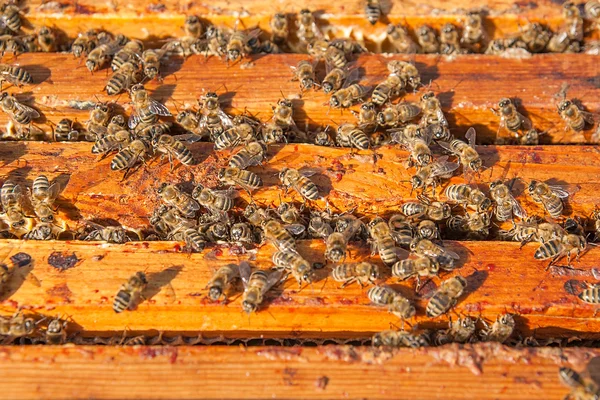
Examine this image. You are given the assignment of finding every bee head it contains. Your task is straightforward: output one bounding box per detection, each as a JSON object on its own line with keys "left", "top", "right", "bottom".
{"left": 499, "top": 98, "right": 511, "bottom": 108}
{"left": 24, "top": 318, "right": 35, "bottom": 334}
{"left": 111, "top": 229, "right": 126, "bottom": 243}
{"left": 322, "top": 81, "right": 333, "bottom": 93}
{"left": 528, "top": 180, "right": 537, "bottom": 193}
{"left": 157, "top": 182, "right": 168, "bottom": 194}
{"left": 329, "top": 95, "right": 340, "bottom": 108}
{"left": 376, "top": 112, "right": 387, "bottom": 125}
{"left": 217, "top": 168, "right": 227, "bottom": 180}
{"left": 470, "top": 159, "right": 483, "bottom": 172}
{"left": 242, "top": 300, "right": 257, "bottom": 314}
{"left": 186, "top": 15, "right": 199, "bottom": 25}
{"left": 41, "top": 215, "right": 54, "bottom": 223}
{"left": 370, "top": 267, "right": 380, "bottom": 280}
{"left": 558, "top": 100, "right": 571, "bottom": 111}
{"left": 499, "top": 313, "right": 515, "bottom": 326}
{"left": 227, "top": 49, "right": 240, "bottom": 62}
{"left": 136, "top": 272, "right": 148, "bottom": 285}
{"left": 372, "top": 332, "right": 384, "bottom": 347}
{"left": 455, "top": 276, "right": 468, "bottom": 288}
{"left": 410, "top": 176, "right": 422, "bottom": 189}
{"left": 209, "top": 286, "right": 222, "bottom": 301}
{"left": 442, "top": 24, "right": 454, "bottom": 34}
{"left": 12, "top": 219, "right": 26, "bottom": 228}
{"left": 85, "top": 59, "right": 97, "bottom": 72}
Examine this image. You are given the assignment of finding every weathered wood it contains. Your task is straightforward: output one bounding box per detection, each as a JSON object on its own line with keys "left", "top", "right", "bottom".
{"left": 0, "top": 343, "right": 597, "bottom": 399}
{"left": 1, "top": 54, "right": 599, "bottom": 145}
{"left": 0, "top": 239, "right": 598, "bottom": 339}
{"left": 0, "top": 141, "right": 598, "bottom": 230}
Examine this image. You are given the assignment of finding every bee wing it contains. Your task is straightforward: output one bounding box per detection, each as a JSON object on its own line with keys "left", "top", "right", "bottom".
{"left": 128, "top": 111, "right": 141, "bottom": 129}
{"left": 436, "top": 140, "right": 455, "bottom": 154}
{"left": 422, "top": 243, "right": 461, "bottom": 260}
{"left": 14, "top": 102, "right": 40, "bottom": 119}
{"left": 239, "top": 260, "right": 251, "bottom": 289}
{"left": 436, "top": 108, "right": 448, "bottom": 127}
{"left": 47, "top": 180, "right": 62, "bottom": 201}
{"left": 581, "top": 110, "right": 595, "bottom": 125}
{"left": 148, "top": 99, "right": 172, "bottom": 117}
{"left": 518, "top": 112, "right": 532, "bottom": 131}
{"left": 285, "top": 223, "right": 306, "bottom": 235}
{"left": 547, "top": 184, "right": 579, "bottom": 199}
{"left": 263, "top": 269, "right": 284, "bottom": 293}
{"left": 218, "top": 110, "right": 234, "bottom": 129}
{"left": 511, "top": 198, "right": 528, "bottom": 219}
{"left": 431, "top": 158, "right": 460, "bottom": 177}
{"left": 464, "top": 127, "right": 477, "bottom": 147}
{"left": 393, "top": 246, "right": 410, "bottom": 259}
{"left": 299, "top": 167, "right": 323, "bottom": 177}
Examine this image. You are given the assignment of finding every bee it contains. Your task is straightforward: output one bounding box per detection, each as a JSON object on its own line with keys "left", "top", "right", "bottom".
{"left": 434, "top": 316, "right": 476, "bottom": 345}
{"left": 518, "top": 22, "right": 551, "bottom": 53}
{"left": 262, "top": 218, "right": 297, "bottom": 251}
{"left": 82, "top": 223, "right": 130, "bottom": 243}
{"left": 0, "top": 34, "right": 26, "bottom": 56}
{"left": 558, "top": 367, "right": 600, "bottom": 400}
{"left": 206, "top": 263, "right": 240, "bottom": 302}
{"left": 410, "top": 156, "right": 460, "bottom": 194}
{"left": 184, "top": 15, "right": 203, "bottom": 38}
{"left": 276, "top": 199, "right": 303, "bottom": 225}
{"left": 111, "top": 40, "right": 143, "bottom": 71}
{"left": 24, "top": 222, "right": 64, "bottom": 240}
{"left": 0, "top": 310, "right": 36, "bottom": 338}
{"left": 202, "top": 222, "right": 230, "bottom": 243}
{"left": 426, "top": 276, "right": 467, "bottom": 318}
{"left": 86, "top": 37, "right": 123, "bottom": 72}
{"left": 0, "top": 181, "right": 28, "bottom": 231}
{"left": 416, "top": 25, "right": 439, "bottom": 54}
{"left": 273, "top": 249, "right": 314, "bottom": 286}
{"left": 0, "top": 92, "right": 40, "bottom": 126}
{"left": 556, "top": 90, "right": 594, "bottom": 133}
{"left": 402, "top": 135, "right": 434, "bottom": 168}
{"left": 520, "top": 128, "right": 545, "bottom": 145}
{"left": 534, "top": 229, "right": 586, "bottom": 267}
{"left": 218, "top": 167, "right": 262, "bottom": 193}
{"left": 527, "top": 180, "right": 571, "bottom": 219}
{"left": 591, "top": 207, "right": 600, "bottom": 241}
{"left": 240, "top": 263, "right": 284, "bottom": 314}
{"left": 135, "top": 121, "right": 171, "bottom": 142}
{"left": 369, "top": 217, "right": 406, "bottom": 266}
{"left": 386, "top": 24, "right": 418, "bottom": 54}
{"left": 85, "top": 103, "right": 111, "bottom": 141}
{"left": 324, "top": 226, "right": 354, "bottom": 263}
{"left": 72, "top": 29, "right": 98, "bottom": 58}
{"left": 279, "top": 168, "right": 320, "bottom": 201}
{"left": 308, "top": 213, "right": 334, "bottom": 239}
{"left": 352, "top": 101, "right": 377, "bottom": 133}
{"left": 329, "top": 83, "right": 370, "bottom": 109}
{"left": 372, "top": 74, "right": 406, "bottom": 107}
{"left": 113, "top": 271, "right": 148, "bottom": 313}
{"left": 439, "top": 23, "right": 464, "bottom": 55}
{"left": 405, "top": 201, "right": 450, "bottom": 225}
{"left": 176, "top": 110, "right": 205, "bottom": 141}
{"left": 563, "top": 1, "right": 584, "bottom": 42}
{"left": 296, "top": 9, "right": 322, "bottom": 47}
{"left": 586, "top": 1, "right": 600, "bottom": 20}
{"left": 192, "top": 184, "right": 235, "bottom": 216}
{"left": 141, "top": 49, "right": 166, "bottom": 80}
{"left": 260, "top": 122, "right": 286, "bottom": 144}
{"left": 29, "top": 175, "right": 61, "bottom": 223}
{"left": 336, "top": 123, "right": 370, "bottom": 150}
{"left": 229, "top": 141, "right": 267, "bottom": 169}
{"left": 270, "top": 13, "right": 289, "bottom": 45}
{"left": 420, "top": 90, "right": 447, "bottom": 124}
{"left": 271, "top": 98, "right": 297, "bottom": 131}
{"left": 392, "top": 256, "right": 440, "bottom": 285}
{"left": 372, "top": 329, "right": 429, "bottom": 348}
{"left": 492, "top": 98, "right": 531, "bottom": 137}
{"left": 37, "top": 26, "right": 56, "bottom": 52}
{"left": 110, "top": 139, "right": 151, "bottom": 177}
{"left": 53, "top": 118, "right": 80, "bottom": 141}
{"left": 0, "top": 248, "right": 33, "bottom": 293}
{"left": 44, "top": 316, "right": 69, "bottom": 345}
{"left": 332, "top": 262, "right": 379, "bottom": 288}
{"left": 157, "top": 183, "right": 200, "bottom": 218}
{"left": 489, "top": 180, "right": 527, "bottom": 221}
{"left": 0, "top": 4, "right": 21, "bottom": 34}
{"left": 225, "top": 28, "right": 260, "bottom": 64}
{"left": 367, "top": 285, "right": 416, "bottom": 319}
{"left": 198, "top": 91, "right": 234, "bottom": 139}
{"left": 364, "top": 0, "right": 382, "bottom": 25}
{"left": 378, "top": 102, "right": 422, "bottom": 127}
{"left": 128, "top": 84, "right": 171, "bottom": 129}
{"left": 322, "top": 64, "right": 353, "bottom": 94}
{"left": 324, "top": 45, "right": 347, "bottom": 70}
{"left": 461, "top": 11, "right": 485, "bottom": 49}
{"left": 447, "top": 211, "right": 491, "bottom": 239}
{"left": 388, "top": 214, "right": 414, "bottom": 247}
{"left": 410, "top": 238, "right": 461, "bottom": 263}
{"left": 444, "top": 184, "right": 492, "bottom": 212}
{"left": 479, "top": 314, "right": 515, "bottom": 343}
{"left": 439, "top": 127, "right": 483, "bottom": 174}
{"left": 152, "top": 134, "right": 195, "bottom": 169}
{"left": 0, "top": 64, "right": 32, "bottom": 87}
{"left": 91, "top": 129, "right": 131, "bottom": 155}
{"left": 230, "top": 222, "right": 256, "bottom": 245}
{"left": 106, "top": 61, "right": 142, "bottom": 95}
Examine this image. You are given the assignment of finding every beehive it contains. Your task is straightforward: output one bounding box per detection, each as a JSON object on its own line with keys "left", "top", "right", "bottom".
{"left": 2, "top": 0, "right": 600, "bottom": 399}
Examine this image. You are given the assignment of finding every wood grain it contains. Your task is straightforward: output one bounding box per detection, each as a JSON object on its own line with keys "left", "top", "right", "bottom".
{"left": 0, "top": 239, "right": 598, "bottom": 339}
{"left": 1, "top": 141, "right": 599, "bottom": 230}
{"left": 1, "top": 343, "right": 598, "bottom": 399}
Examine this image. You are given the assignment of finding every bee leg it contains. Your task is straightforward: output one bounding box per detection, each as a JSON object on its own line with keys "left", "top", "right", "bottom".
{"left": 340, "top": 278, "right": 356, "bottom": 289}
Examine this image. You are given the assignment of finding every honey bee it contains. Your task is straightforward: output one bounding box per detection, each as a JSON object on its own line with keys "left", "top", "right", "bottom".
{"left": 287, "top": 60, "right": 317, "bottom": 92}
{"left": 365, "top": 0, "right": 382, "bottom": 24}
{"left": 296, "top": 9, "right": 322, "bottom": 47}
{"left": 81, "top": 222, "right": 130, "bottom": 243}
{"left": 152, "top": 134, "right": 195, "bottom": 169}
{"left": 273, "top": 249, "right": 314, "bottom": 285}
{"left": 135, "top": 121, "right": 171, "bottom": 142}
{"left": 29, "top": 175, "right": 60, "bottom": 223}
{"left": 0, "top": 34, "right": 26, "bottom": 56}
{"left": 372, "top": 329, "right": 429, "bottom": 348}
{"left": 206, "top": 263, "right": 240, "bottom": 302}
{"left": 492, "top": 98, "right": 531, "bottom": 137}
{"left": 218, "top": 167, "right": 262, "bottom": 193}
{"left": 141, "top": 49, "right": 166, "bottom": 80}
{"left": 352, "top": 101, "right": 377, "bottom": 133}
{"left": 372, "top": 75, "right": 406, "bottom": 107}
{"left": 111, "top": 40, "right": 143, "bottom": 71}
{"left": 426, "top": 276, "right": 467, "bottom": 318}
{"left": 378, "top": 102, "right": 422, "bottom": 127}
{"left": 410, "top": 238, "right": 460, "bottom": 263}
{"left": 392, "top": 256, "right": 440, "bottom": 285}
{"left": 369, "top": 217, "right": 407, "bottom": 266}
{"left": 518, "top": 22, "right": 551, "bottom": 53}
{"left": 308, "top": 213, "right": 334, "bottom": 239}
{"left": 91, "top": 129, "right": 131, "bottom": 155}
{"left": 489, "top": 180, "right": 527, "bottom": 221}
{"left": 447, "top": 211, "right": 491, "bottom": 239}
{"left": 192, "top": 184, "right": 235, "bottom": 216}
{"left": 113, "top": 271, "right": 148, "bottom": 313}
{"left": 0, "top": 310, "right": 36, "bottom": 339}
{"left": 240, "top": 263, "right": 284, "bottom": 314}
{"left": 534, "top": 229, "right": 586, "bottom": 268}
{"left": 586, "top": 0, "right": 600, "bottom": 20}
{"left": 279, "top": 168, "right": 320, "bottom": 201}
{"left": 330, "top": 83, "right": 370, "bottom": 109}
{"left": 527, "top": 180, "right": 572, "bottom": 219}
{"left": 157, "top": 183, "right": 199, "bottom": 218}
{"left": 263, "top": 218, "right": 299, "bottom": 251}
{"left": 444, "top": 184, "right": 492, "bottom": 212}
{"left": 324, "top": 45, "right": 347, "bottom": 70}
{"left": 439, "top": 127, "right": 483, "bottom": 174}
{"left": 230, "top": 222, "right": 257, "bottom": 245}
{"left": 106, "top": 61, "right": 142, "bottom": 95}
{"left": 420, "top": 91, "right": 447, "bottom": 128}
{"left": 388, "top": 214, "right": 414, "bottom": 247}
{"left": 558, "top": 367, "right": 600, "bottom": 400}
{"left": 0, "top": 181, "right": 29, "bottom": 232}
{"left": 270, "top": 13, "right": 289, "bottom": 45}
{"left": 322, "top": 64, "right": 356, "bottom": 94}
{"left": 439, "top": 23, "right": 465, "bottom": 55}
{"left": 416, "top": 25, "right": 439, "bottom": 54}
{"left": 336, "top": 123, "right": 370, "bottom": 150}
{"left": 225, "top": 27, "right": 260, "bottom": 64}
{"left": 271, "top": 98, "right": 298, "bottom": 131}
{"left": 479, "top": 314, "right": 515, "bottom": 343}
{"left": 402, "top": 134, "right": 434, "bottom": 168}
{"left": 0, "top": 64, "right": 32, "bottom": 87}
{"left": 52, "top": 118, "right": 80, "bottom": 141}
{"left": 198, "top": 91, "right": 234, "bottom": 139}
{"left": 520, "top": 128, "right": 545, "bottom": 145}
{"left": 45, "top": 316, "right": 69, "bottom": 345}
{"left": 0, "top": 92, "right": 40, "bottom": 126}
{"left": 201, "top": 221, "right": 230, "bottom": 243}
{"left": 276, "top": 199, "right": 303, "bottom": 226}
{"left": 229, "top": 141, "right": 267, "bottom": 169}
{"left": 85, "top": 102, "right": 111, "bottom": 141}
{"left": 401, "top": 197, "right": 451, "bottom": 221}
{"left": 0, "top": 4, "right": 21, "bottom": 34}
{"left": 37, "top": 26, "right": 56, "bottom": 52}
{"left": 0, "top": 248, "right": 33, "bottom": 293}
{"left": 24, "top": 222, "right": 64, "bottom": 240}
{"left": 563, "top": 1, "right": 584, "bottom": 42}
{"left": 72, "top": 29, "right": 98, "bottom": 58}
{"left": 110, "top": 139, "right": 151, "bottom": 177}
{"left": 128, "top": 84, "right": 171, "bottom": 129}
{"left": 434, "top": 316, "right": 476, "bottom": 345}
{"left": 556, "top": 87, "right": 594, "bottom": 133}
{"left": 386, "top": 24, "right": 418, "bottom": 54}
{"left": 260, "top": 122, "right": 286, "bottom": 144}
{"left": 324, "top": 228, "right": 353, "bottom": 263}
{"left": 332, "top": 262, "right": 379, "bottom": 288}
{"left": 410, "top": 156, "right": 460, "bottom": 194}
{"left": 184, "top": 15, "right": 203, "bottom": 38}
{"left": 367, "top": 285, "right": 416, "bottom": 319}
{"left": 86, "top": 36, "right": 124, "bottom": 72}
{"left": 461, "top": 11, "right": 485, "bottom": 49}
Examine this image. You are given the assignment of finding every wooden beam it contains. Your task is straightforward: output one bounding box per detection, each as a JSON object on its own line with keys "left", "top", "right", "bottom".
{"left": 0, "top": 343, "right": 596, "bottom": 399}
{"left": 1, "top": 142, "right": 599, "bottom": 230}
{"left": 0, "top": 239, "right": 598, "bottom": 339}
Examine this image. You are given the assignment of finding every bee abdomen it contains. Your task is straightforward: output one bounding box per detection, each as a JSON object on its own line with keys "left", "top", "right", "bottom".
{"left": 173, "top": 143, "right": 195, "bottom": 165}
{"left": 106, "top": 72, "right": 129, "bottom": 95}
{"left": 365, "top": 2, "right": 381, "bottom": 25}
{"left": 111, "top": 149, "right": 134, "bottom": 170}
{"left": 534, "top": 239, "right": 561, "bottom": 260}
{"left": 300, "top": 180, "right": 320, "bottom": 200}
{"left": 426, "top": 292, "right": 451, "bottom": 317}
{"left": 579, "top": 287, "right": 600, "bottom": 304}
{"left": 113, "top": 290, "right": 131, "bottom": 313}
